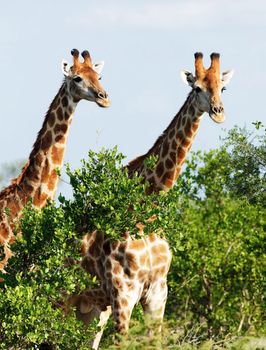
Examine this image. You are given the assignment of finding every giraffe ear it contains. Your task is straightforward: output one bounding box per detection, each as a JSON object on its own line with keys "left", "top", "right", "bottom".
{"left": 93, "top": 61, "right": 104, "bottom": 75}
{"left": 180, "top": 70, "right": 196, "bottom": 87}
{"left": 61, "top": 59, "right": 71, "bottom": 77}
{"left": 221, "top": 69, "right": 234, "bottom": 87}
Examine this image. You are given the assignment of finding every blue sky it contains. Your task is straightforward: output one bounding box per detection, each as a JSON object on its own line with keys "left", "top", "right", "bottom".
{"left": 1, "top": 0, "right": 266, "bottom": 197}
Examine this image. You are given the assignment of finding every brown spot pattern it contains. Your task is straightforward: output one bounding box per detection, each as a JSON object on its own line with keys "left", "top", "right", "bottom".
{"left": 47, "top": 169, "right": 58, "bottom": 191}
{"left": 41, "top": 131, "right": 52, "bottom": 150}
{"left": 48, "top": 112, "right": 56, "bottom": 127}
{"left": 57, "top": 106, "right": 63, "bottom": 121}
{"left": 156, "top": 162, "right": 164, "bottom": 178}
{"left": 51, "top": 146, "right": 64, "bottom": 165}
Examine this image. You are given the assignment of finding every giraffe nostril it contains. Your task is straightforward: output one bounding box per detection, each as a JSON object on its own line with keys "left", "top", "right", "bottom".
{"left": 98, "top": 92, "right": 107, "bottom": 99}
{"left": 212, "top": 105, "right": 224, "bottom": 114}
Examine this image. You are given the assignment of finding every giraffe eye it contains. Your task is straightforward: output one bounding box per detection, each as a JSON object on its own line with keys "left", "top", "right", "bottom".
{"left": 221, "top": 87, "right": 226, "bottom": 93}
{"left": 73, "top": 76, "right": 82, "bottom": 83}
{"left": 195, "top": 86, "right": 202, "bottom": 93}
{"left": 98, "top": 76, "right": 102, "bottom": 81}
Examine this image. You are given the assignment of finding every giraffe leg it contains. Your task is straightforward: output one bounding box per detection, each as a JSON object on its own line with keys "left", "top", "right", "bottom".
{"left": 111, "top": 286, "right": 140, "bottom": 334}
{"left": 67, "top": 288, "right": 111, "bottom": 349}
{"left": 141, "top": 279, "right": 168, "bottom": 334}
{"left": 92, "top": 306, "right": 112, "bottom": 350}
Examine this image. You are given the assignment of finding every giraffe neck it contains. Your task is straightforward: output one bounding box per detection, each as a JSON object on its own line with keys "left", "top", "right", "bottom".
{"left": 0, "top": 82, "right": 77, "bottom": 218}
{"left": 127, "top": 91, "right": 203, "bottom": 191}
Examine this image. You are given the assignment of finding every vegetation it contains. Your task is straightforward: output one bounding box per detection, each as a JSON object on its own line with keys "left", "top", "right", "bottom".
{"left": 0, "top": 124, "right": 265, "bottom": 349}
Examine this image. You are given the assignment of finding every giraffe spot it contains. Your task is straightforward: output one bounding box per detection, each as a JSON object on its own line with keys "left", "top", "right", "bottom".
{"left": 126, "top": 253, "right": 138, "bottom": 271}
{"left": 158, "top": 266, "right": 167, "bottom": 276}
{"left": 171, "top": 139, "right": 177, "bottom": 150}
{"left": 118, "top": 242, "right": 126, "bottom": 255}
{"left": 54, "top": 123, "right": 68, "bottom": 135}
{"left": 113, "top": 277, "right": 123, "bottom": 289}
{"left": 55, "top": 135, "right": 66, "bottom": 144}
{"left": 6, "top": 199, "right": 21, "bottom": 218}
{"left": 155, "top": 162, "right": 164, "bottom": 178}
{"left": 113, "top": 263, "right": 122, "bottom": 275}
{"left": 114, "top": 253, "right": 124, "bottom": 266}
{"left": 174, "top": 167, "right": 181, "bottom": 179}
{"left": 41, "top": 159, "right": 50, "bottom": 183}
{"left": 182, "top": 139, "right": 191, "bottom": 149}
{"left": 61, "top": 124, "right": 68, "bottom": 134}
{"left": 0, "top": 225, "right": 10, "bottom": 241}
{"left": 189, "top": 105, "right": 195, "bottom": 115}
{"left": 89, "top": 243, "right": 100, "bottom": 257}
{"left": 176, "top": 130, "right": 185, "bottom": 142}
{"left": 120, "top": 298, "right": 128, "bottom": 307}
{"left": 165, "top": 158, "right": 174, "bottom": 169}
{"left": 138, "top": 270, "right": 148, "bottom": 282}
{"left": 41, "top": 131, "right": 52, "bottom": 150}
{"left": 162, "top": 170, "right": 175, "bottom": 187}
{"left": 33, "top": 191, "right": 48, "bottom": 207}
{"left": 60, "top": 86, "right": 66, "bottom": 96}
{"left": 48, "top": 112, "right": 56, "bottom": 127}
{"left": 47, "top": 169, "right": 58, "bottom": 191}
{"left": 103, "top": 241, "right": 111, "bottom": 255}
{"left": 168, "top": 128, "right": 175, "bottom": 139}
{"left": 161, "top": 140, "right": 169, "bottom": 158}
{"left": 34, "top": 153, "right": 43, "bottom": 167}
{"left": 64, "top": 111, "right": 70, "bottom": 120}
{"left": 148, "top": 234, "right": 157, "bottom": 243}
{"left": 62, "top": 96, "right": 68, "bottom": 107}
{"left": 153, "top": 254, "right": 168, "bottom": 266}
{"left": 105, "top": 271, "right": 112, "bottom": 279}
{"left": 81, "top": 257, "right": 92, "bottom": 273}
{"left": 181, "top": 116, "right": 187, "bottom": 126}
{"left": 112, "top": 240, "right": 119, "bottom": 251}
{"left": 170, "top": 151, "right": 177, "bottom": 163}
{"left": 51, "top": 146, "right": 64, "bottom": 165}
{"left": 129, "top": 240, "right": 145, "bottom": 251}
{"left": 119, "top": 312, "right": 127, "bottom": 321}
{"left": 57, "top": 106, "right": 63, "bottom": 121}
{"left": 124, "top": 266, "right": 131, "bottom": 277}
{"left": 126, "top": 281, "right": 135, "bottom": 291}
{"left": 105, "top": 259, "right": 112, "bottom": 271}
{"left": 54, "top": 124, "right": 61, "bottom": 134}
{"left": 140, "top": 254, "right": 147, "bottom": 266}
{"left": 177, "top": 147, "right": 186, "bottom": 164}
{"left": 185, "top": 119, "right": 192, "bottom": 135}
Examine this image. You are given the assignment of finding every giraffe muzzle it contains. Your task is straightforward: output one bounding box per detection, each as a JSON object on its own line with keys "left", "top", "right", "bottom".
{"left": 210, "top": 104, "right": 225, "bottom": 123}
{"left": 96, "top": 91, "right": 110, "bottom": 108}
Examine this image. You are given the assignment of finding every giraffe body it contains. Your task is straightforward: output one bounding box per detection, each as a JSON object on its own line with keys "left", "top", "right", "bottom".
{"left": 68, "top": 231, "right": 171, "bottom": 348}
{"left": 0, "top": 49, "right": 110, "bottom": 271}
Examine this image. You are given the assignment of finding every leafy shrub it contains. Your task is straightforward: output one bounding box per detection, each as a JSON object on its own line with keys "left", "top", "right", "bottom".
{"left": 0, "top": 125, "right": 265, "bottom": 348}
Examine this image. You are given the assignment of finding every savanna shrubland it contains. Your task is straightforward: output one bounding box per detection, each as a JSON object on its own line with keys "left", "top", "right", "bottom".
{"left": 0, "top": 124, "right": 265, "bottom": 349}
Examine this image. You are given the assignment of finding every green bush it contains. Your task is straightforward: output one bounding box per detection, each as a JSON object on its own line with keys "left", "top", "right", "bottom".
{"left": 0, "top": 125, "right": 265, "bottom": 348}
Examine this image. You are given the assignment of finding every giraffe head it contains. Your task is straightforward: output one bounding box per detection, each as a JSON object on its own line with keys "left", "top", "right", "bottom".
{"left": 61, "top": 48, "right": 110, "bottom": 108}
{"left": 181, "top": 52, "right": 233, "bottom": 123}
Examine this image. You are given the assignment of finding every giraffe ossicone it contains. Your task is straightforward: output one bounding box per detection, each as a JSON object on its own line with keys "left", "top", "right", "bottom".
{"left": 127, "top": 52, "right": 234, "bottom": 192}
{"left": 0, "top": 48, "right": 110, "bottom": 272}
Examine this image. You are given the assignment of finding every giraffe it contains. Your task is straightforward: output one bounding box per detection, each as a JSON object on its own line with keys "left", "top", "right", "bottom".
{"left": 66, "top": 52, "right": 234, "bottom": 347}
{"left": 126, "top": 52, "right": 234, "bottom": 192}
{"left": 67, "top": 227, "right": 172, "bottom": 350}
{"left": 0, "top": 48, "right": 110, "bottom": 272}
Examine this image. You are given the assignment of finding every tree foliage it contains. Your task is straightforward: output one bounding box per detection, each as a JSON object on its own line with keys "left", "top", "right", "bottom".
{"left": 0, "top": 125, "right": 265, "bottom": 349}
